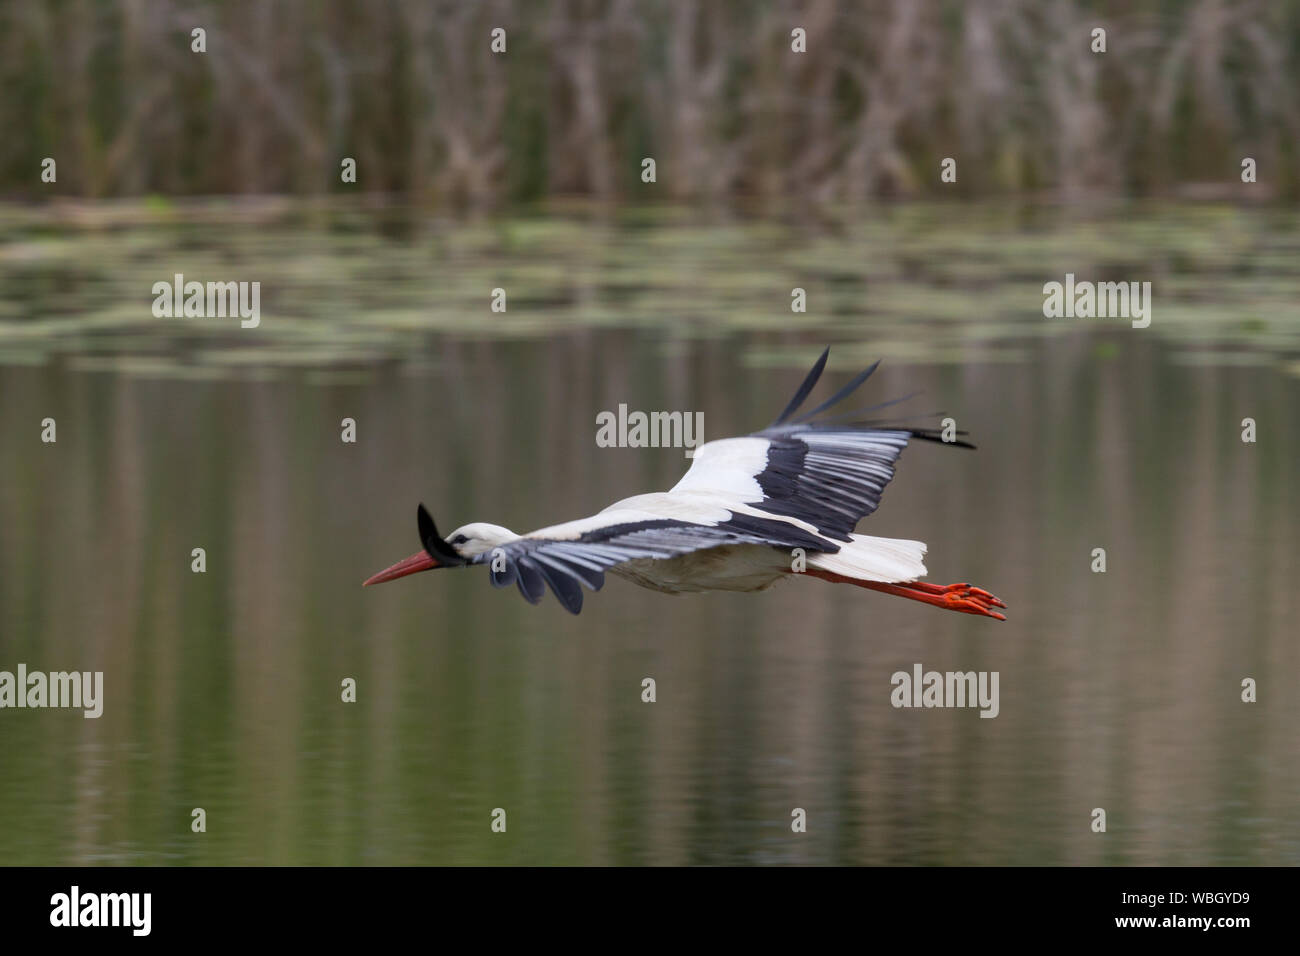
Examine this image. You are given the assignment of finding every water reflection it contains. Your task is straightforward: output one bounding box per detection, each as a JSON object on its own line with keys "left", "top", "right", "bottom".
{"left": 0, "top": 334, "right": 1295, "bottom": 864}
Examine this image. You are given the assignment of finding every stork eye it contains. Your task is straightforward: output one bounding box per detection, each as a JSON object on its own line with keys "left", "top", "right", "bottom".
{"left": 449, "top": 534, "right": 468, "bottom": 546}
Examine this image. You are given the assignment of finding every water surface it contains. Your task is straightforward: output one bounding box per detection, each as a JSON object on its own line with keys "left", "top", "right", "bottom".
{"left": 0, "top": 206, "right": 1296, "bottom": 864}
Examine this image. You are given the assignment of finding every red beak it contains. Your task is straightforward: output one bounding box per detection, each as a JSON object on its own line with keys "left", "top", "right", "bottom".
{"left": 363, "top": 550, "right": 439, "bottom": 586}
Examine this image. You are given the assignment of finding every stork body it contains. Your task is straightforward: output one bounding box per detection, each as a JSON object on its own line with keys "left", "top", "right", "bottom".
{"left": 365, "top": 349, "right": 1005, "bottom": 620}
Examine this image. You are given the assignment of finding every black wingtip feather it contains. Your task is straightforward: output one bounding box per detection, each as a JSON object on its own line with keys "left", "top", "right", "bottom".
{"left": 792, "top": 359, "right": 881, "bottom": 423}
{"left": 515, "top": 560, "right": 546, "bottom": 604}
{"left": 417, "top": 503, "right": 468, "bottom": 566}
{"left": 906, "top": 429, "right": 976, "bottom": 450}
{"left": 801, "top": 387, "right": 919, "bottom": 427}
{"left": 533, "top": 561, "right": 585, "bottom": 615}
{"left": 768, "top": 351, "right": 978, "bottom": 449}
{"left": 771, "top": 347, "right": 829, "bottom": 425}
{"left": 417, "top": 503, "right": 437, "bottom": 544}
{"left": 489, "top": 559, "right": 519, "bottom": 588}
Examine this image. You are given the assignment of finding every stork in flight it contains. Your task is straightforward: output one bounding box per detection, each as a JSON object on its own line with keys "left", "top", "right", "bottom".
{"left": 364, "top": 348, "right": 1005, "bottom": 620}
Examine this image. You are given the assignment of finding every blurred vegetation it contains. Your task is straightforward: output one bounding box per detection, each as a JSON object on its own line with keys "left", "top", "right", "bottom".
{"left": 2, "top": 200, "right": 1298, "bottom": 375}
{"left": 2, "top": 0, "right": 1298, "bottom": 209}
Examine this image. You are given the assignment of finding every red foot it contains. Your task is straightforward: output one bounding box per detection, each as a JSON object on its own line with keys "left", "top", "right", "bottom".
{"left": 803, "top": 570, "right": 1007, "bottom": 620}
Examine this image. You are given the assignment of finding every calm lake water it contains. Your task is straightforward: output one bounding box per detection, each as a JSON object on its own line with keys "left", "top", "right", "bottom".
{"left": 0, "top": 205, "right": 1297, "bottom": 864}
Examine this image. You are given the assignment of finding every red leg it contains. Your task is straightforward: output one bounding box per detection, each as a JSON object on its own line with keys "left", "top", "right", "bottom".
{"left": 802, "top": 569, "right": 1007, "bottom": 620}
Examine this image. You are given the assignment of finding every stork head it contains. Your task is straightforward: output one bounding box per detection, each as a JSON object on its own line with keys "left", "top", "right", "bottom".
{"left": 363, "top": 505, "right": 517, "bottom": 586}
{"left": 440, "top": 521, "right": 519, "bottom": 558}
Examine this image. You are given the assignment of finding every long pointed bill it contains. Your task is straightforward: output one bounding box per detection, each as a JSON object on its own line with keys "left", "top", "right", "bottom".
{"left": 363, "top": 550, "right": 439, "bottom": 586}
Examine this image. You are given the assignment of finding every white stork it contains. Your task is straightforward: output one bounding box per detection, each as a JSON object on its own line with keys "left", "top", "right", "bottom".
{"left": 364, "top": 348, "right": 1005, "bottom": 620}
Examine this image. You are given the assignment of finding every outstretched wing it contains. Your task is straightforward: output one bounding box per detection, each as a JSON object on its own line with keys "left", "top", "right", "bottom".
{"left": 675, "top": 347, "right": 972, "bottom": 543}
{"left": 472, "top": 506, "right": 834, "bottom": 615}
{"left": 483, "top": 348, "right": 970, "bottom": 613}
